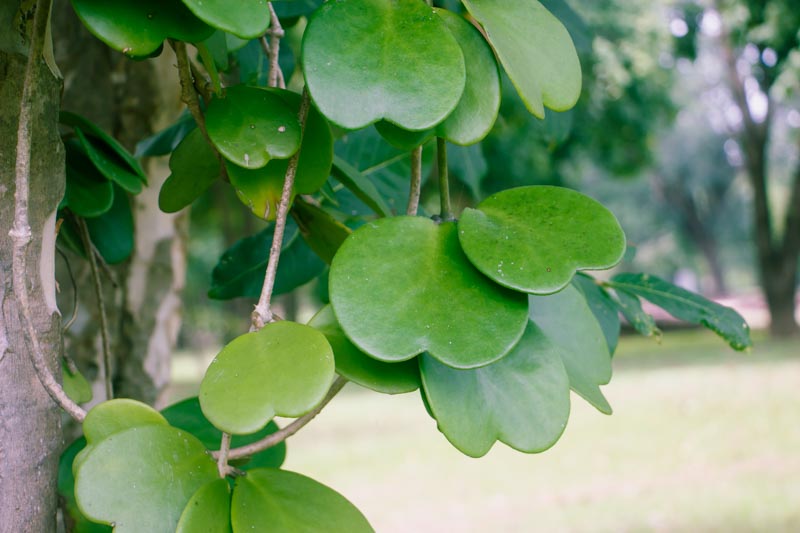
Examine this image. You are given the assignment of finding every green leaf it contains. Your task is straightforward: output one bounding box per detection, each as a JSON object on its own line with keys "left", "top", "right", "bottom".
{"left": 181, "top": 0, "right": 269, "bottom": 39}
{"left": 160, "top": 128, "right": 221, "bottom": 213}
{"left": 69, "top": 0, "right": 214, "bottom": 57}
{"left": 612, "top": 288, "right": 661, "bottom": 338}
{"left": 529, "top": 284, "right": 613, "bottom": 414}
{"left": 231, "top": 469, "right": 373, "bottom": 533}
{"left": 199, "top": 322, "right": 335, "bottom": 435}
{"left": 309, "top": 305, "right": 420, "bottom": 394}
{"left": 74, "top": 425, "right": 218, "bottom": 533}
{"left": 62, "top": 361, "right": 93, "bottom": 405}
{"left": 226, "top": 161, "right": 287, "bottom": 220}
{"left": 205, "top": 85, "right": 302, "bottom": 169}
{"left": 291, "top": 197, "right": 351, "bottom": 264}
{"left": 63, "top": 139, "right": 115, "bottom": 218}
{"left": 302, "top": 0, "right": 466, "bottom": 130}
{"left": 58, "top": 438, "right": 112, "bottom": 533}
{"left": 448, "top": 143, "right": 487, "bottom": 200}
{"left": 330, "top": 156, "right": 392, "bottom": 218}
{"left": 75, "top": 128, "right": 142, "bottom": 194}
{"left": 461, "top": 0, "right": 581, "bottom": 118}
{"left": 272, "top": 0, "right": 323, "bottom": 18}
{"left": 608, "top": 273, "right": 752, "bottom": 350}
{"left": 161, "top": 397, "right": 286, "bottom": 470}
{"left": 459, "top": 186, "right": 626, "bottom": 294}
{"left": 329, "top": 217, "right": 528, "bottom": 369}
{"left": 420, "top": 321, "right": 570, "bottom": 458}
{"left": 208, "top": 221, "right": 326, "bottom": 300}
{"left": 176, "top": 479, "right": 232, "bottom": 533}
{"left": 60, "top": 111, "right": 145, "bottom": 180}
{"left": 432, "top": 8, "right": 500, "bottom": 145}
{"left": 85, "top": 185, "right": 134, "bottom": 265}
{"left": 374, "top": 122, "right": 434, "bottom": 151}
{"left": 135, "top": 112, "right": 195, "bottom": 157}
{"left": 572, "top": 274, "right": 621, "bottom": 355}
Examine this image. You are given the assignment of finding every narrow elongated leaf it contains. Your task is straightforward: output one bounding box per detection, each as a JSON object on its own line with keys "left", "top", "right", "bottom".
{"left": 199, "top": 322, "right": 335, "bottom": 435}
{"left": 302, "top": 0, "right": 466, "bottom": 130}
{"left": 330, "top": 157, "right": 392, "bottom": 218}
{"left": 329, "top": 217, "right": 528, "bottom": 369}
{"left": 612, "top": 288, "right": 661, "bottom": 338}
{"left": 420, "top": 321, "right": 570, "bottom": 458}
{"left": 60, "top": 111, "right": 145, "bottom": 180}
{"left": 75, "top": 128, "right": 142, "bottom": 194}
{"left": 309, "top": 306, "right": 420, "bottom": 394}
{"left": 572, "top": 274, "right": 621, "bottom": 355}
{"left": 231, "top": 469, "right": 373, "bottom": 533}
{"left": 63, "top": 139, "right": 114, "bottom": 218}
{"left": 608, "top": 273, "right": 751, "bottom": 350}
{"left": 461, "top": 0, "right": 581, "bottom": 117}
{"left": 529, "top": 284, "right": 613, "bottom": 414}
{"left": 135, "top": 112, "right": 195, "bottom": 157}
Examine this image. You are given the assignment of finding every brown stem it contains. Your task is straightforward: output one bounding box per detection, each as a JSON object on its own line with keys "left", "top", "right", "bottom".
{"left": 407, "top": 146, "right": 423, "bottom": 216}
{"left": 267, "top": 3, "right": 286, "bottom": 89}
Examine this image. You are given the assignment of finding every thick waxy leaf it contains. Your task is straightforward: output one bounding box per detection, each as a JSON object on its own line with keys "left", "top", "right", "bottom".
{"left": 83, "top": 399, "right": 168, "bottom": 445}
{"left": 162, "top": 397, "right": 286, "bottom": 469}
{"left": 459, "top": 186, "right": 626, "bottom": 294}
{"left": 85, "top": 185, "right": 134, "bottom": 264}
{"left": 135, "top": 112, "right": 195, "bottom": 157}
{"left": 75, "top": 128, "right": 142, "bottom": 194}
{"left": 160, "top": 129, "right": 220, "bottom": 213}
{"left": 461, "top": 0, "right": 581, "bottom": 118}
{"left": 208, "top": 221, "right": 325, "bottom": 300}
{"left": 573, "top": 274, "right": 621, "bottom": 355}
{"left": 231, "top": 469, "right": 373, "bottom": 533}
{"left": 329, "top": 217, "right": 528, "bottom": 369}
{"left": 74, "top": 425, "right": 218, "bottom": 533}
{"left": 181, "top": 0, "right": 269, "bottom": 39}
{"left": 302, "top": 0, "right": 466, "bottom": 130}
{"left": 60, "top": 112, "right": 146, "bottom": 180}
{"left": 205, "top": 85, "right": 301, "bottom": 169}
{"left": 63, "top": 139, "right": 114, "bottom": 218}
{"left": 529, "top": 284, "right": 613, "bottom": 414}
{"left": 226, "top": 161, "right": 287, "bottom": 220}
{"left": 608, "top": 273, "right": 751, "bottom": 350}
{"left": 612, "top": 288, "right": 661, "bottom": 338}
{"left": 200, "top": 322, "right": 335, "bottom": 435}
{"left": 374, "top": 122, "right": 434, "bottom": 152}
{"left": 176, "top": 479, "right": 232, "bottom": 533}
{"left": 272, "top": 0, "right": 323, "bottom": 18}
{"left": 309, "top": 306, "right": 420, "bottom": 394}
{"left": 291, "top": 197, "right": 351, "bottom": 264}
{"left": 62, "top": 362, "right": 93, "bottom": 404}
{"left": 420, "top": 321, "right": 570, "bottom": 457}
{"left": 330, "top": 157, "right": 392, "bottom": 218}
{"left": 69, "top": 0, "right": 213, "bottom": 57}
{"left": 58, "top": 438, "right": 112, "bottom": 533}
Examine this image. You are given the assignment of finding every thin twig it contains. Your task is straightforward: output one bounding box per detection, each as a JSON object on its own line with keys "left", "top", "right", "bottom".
{"left": 267, "top": 3, "right": 286, "bottom": 89}
{"left": 76, "top": 217, "right": 113, "bottom": 400}
{"left": 436, "top": 137, "right": 453, "bottom": 220}
{"left": 219, "top": 376, "right": 348, "bottom": 461}
{"left": 216, "top": 432, "right": 232, "bottom": 477}
{"left": 10, "top": 0, "right": 86, "bottom": 423}
{"left": 251, "top": 89, "right": 311, "bottom": 330}
{"left": 407, "top": 146, "right": 423, "bottom": 216}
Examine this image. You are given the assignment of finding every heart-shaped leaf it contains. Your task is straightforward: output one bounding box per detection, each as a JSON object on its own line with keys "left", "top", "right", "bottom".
{"left": 459, "top": 186, "right": 626, "bottom": 294}
{"left": 74, "top": 425, "right": 218, "bottom": 533}
{"left": 231, "top": 469, "right": 373, "bottom": 533}
{"left": 70, "top": 0, "right": 214, "bottom": 57}
{"left": 329, "top": 217, "right": 528, "bottom": 368}
{"left": 461, "top": 0, "right": 581, "bottom": 118}
{"left": 206, "top": 85, "right": 302, "bottom": 170}
{"left": 529, "top": 284, "right": 613, "bottom": 414}
{"left": 159, "top": 129, "right": 220, "bottom": 213}
{"left": 420, "top": 321, "right": 570, "bottom": 458}
{"left": 199, "top": 321, "right": 335, "bottom": 435}
{"left": 181, "top": 0, "right": 269, "bottom": 39}
{"left": 302, "top": 0, "right": 466, "bottom": 130}
{"left": 176, "top": 479, "right": 232, "bottom": 533}
{"left": 162, "top": 397, "right": 286, "bottom": 469}
{"left": 309, "top": 305, "right": 420, "bottom": 394}
{"left": 63, "top": 139, "right": 114, "bottom": 218}
{"left": 226, "top": 161, "right": 288, "bottom": 220}
{"left": 58, "top": 438, "right": 112, "bottom": 533}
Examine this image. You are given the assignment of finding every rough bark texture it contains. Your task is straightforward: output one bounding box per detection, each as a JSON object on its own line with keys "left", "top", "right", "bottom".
{"left": 0, "top": 4, "right": 65, "bottom": 530}
{"left": 52, "top": 3, "right": 187, "bottom": 408}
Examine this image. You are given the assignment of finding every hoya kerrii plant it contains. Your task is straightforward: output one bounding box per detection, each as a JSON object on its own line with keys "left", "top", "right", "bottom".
{"left": 25, "top": 0, "right": 753, "bottom": 530}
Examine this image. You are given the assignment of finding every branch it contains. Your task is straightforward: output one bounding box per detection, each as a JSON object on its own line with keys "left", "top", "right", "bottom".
{"left": 219, "top": 376, "right": 348, "bottom": 461}
{"left": 76, "top": 217, "right": 113, "bottom": 400}
{"left": 10, "top": 0, "right": 86, "bottom": 423}
{"left": 216, "top": 432, "right": 233, "bottom": 477}
{"left": 251, "top": 89, "right": 311, "bottom": 330}
{"left": 406, "top": 146, "right": 423, "bottom": 216}
{"left": 436, "top": 137, "right": 453, "bottom": 220}
{"left": 267, "top": 3, "right": 286, "bottom": 89}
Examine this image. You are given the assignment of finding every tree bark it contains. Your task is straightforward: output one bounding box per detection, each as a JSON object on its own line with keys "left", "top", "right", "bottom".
{"left": 0, "top": 2, "right": 64, "bottom": 529}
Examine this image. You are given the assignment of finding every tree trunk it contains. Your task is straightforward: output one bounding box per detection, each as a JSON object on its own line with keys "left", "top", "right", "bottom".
{"left": 0, "top": 2, "right": 64, "bottom": 529}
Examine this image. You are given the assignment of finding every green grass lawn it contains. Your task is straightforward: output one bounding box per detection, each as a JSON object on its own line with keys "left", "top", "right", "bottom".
{"left": 171, "top": 330, "right": 800, "bottom": 532}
